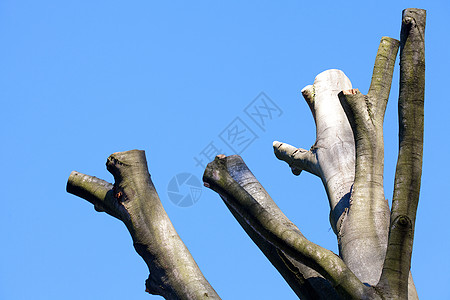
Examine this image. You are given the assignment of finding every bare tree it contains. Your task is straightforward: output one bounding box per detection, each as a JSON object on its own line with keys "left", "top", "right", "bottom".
{"left": 66, "top": 8, "right": 425, "bottom": 299}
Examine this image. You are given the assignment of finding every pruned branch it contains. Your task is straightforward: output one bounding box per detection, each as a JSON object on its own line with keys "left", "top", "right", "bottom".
{"left": 273, "top": 142, "right": 319, "bottom": 176}
{"left": 378, "top": 8, "right": 426, "bottom": 299}
{"left": 206, "top": 154, "right": 339, "bottom": 299}
{"left": 67, "top": 171, "right": 126, "bottom": 220}
{"left": 67, "top": 150, "right": 220, "bottom": 300}
{"left": 222, "top": 200, "right": 339, "bottom": 300}
{"left": 334, "top": 35, "right": 399, "bottom": 285}
{"left": 203, "top": 155, "right": 379, "bottom": 300}
{"left": 273, "top": 69, "right": 356, "bottom": 236}
{"left": 368, "top": 37, "right": 402, "bottom": 116}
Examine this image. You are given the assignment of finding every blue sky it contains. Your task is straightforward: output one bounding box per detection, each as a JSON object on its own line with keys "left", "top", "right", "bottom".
{"left": 1, "top": 1, "right": 449, "bottom": 299}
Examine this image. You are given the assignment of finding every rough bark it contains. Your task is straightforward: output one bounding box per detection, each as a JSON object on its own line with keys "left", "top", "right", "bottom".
{"left": 337, "top": 36, "right": 399, "bottom": 285}
{"left": 205, "top": 155, "right": 341, "bottom": 300}
{"left": 273, "top": 38, "right": 399, "bottom": 285}
{"left": 224, "top": 199, "right": 340, "bottom": 300}
{"left": 67, "top": 150, "right": 219, "bottom": 300}
{"left": 377, "top": 8, "right": 426, "bottom": 299}
{"left": 203, "top": 155, "right": 380, "bottom": 300}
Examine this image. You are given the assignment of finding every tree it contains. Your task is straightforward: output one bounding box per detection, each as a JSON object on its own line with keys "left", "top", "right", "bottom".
{"left": 66, "top": 8, "right": 425, "bottom": 299}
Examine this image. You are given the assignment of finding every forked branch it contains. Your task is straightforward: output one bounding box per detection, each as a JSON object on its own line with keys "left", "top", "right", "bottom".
{"left": 273, "top": 69, "right": 355, "bottom": 236}
{"left": 66, "top": 8, "right": 425, "bottom": 300}
{"left": 67, "top": 150, "right": 219, "bottom": 300}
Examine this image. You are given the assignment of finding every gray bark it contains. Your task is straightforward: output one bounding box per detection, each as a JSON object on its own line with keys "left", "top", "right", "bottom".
{"left": 377, "top": 8, "right": 426, "bottom": 299}
{"left": 67, "top": 150, "right": 219, "bottom": 300}
{"left": 203, "top": 155, "right": 379, "bottom": 300}
{"left": 274, "top": 69, "right": 354, "bottom": 236}
{"left": 66, "top": 8, "right": 425, "bottom": 300}
{"left": 337, "top": 36, "right": 399, "bottom": 285}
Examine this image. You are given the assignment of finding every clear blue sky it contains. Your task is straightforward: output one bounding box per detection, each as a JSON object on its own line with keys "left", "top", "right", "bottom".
{"left": 1, "top": 1, "right": 449, "bottom": 299}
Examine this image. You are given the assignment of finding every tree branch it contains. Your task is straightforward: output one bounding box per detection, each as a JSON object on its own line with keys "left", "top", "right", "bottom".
{"left": 222, "top": 200, "right": 340, "bottom": 300}
{"left": 378, "top": 8, "right": 426, "bottom": 298}
{"left": 204, "top": 155, "right": 379, "bottom": 300}
{"left": 67, "top": 171, "right": 126, "bottom": 220}
{"left": 273, "top": 142, "right": 319, "bottom": 176}
{"left": 368, "top": 37, "right": 402, "bottom": 117}
{"left": 273, "top": 69, "right": 355, "bottom": 235}
{"left": 67, "top": 150, "right": 220, "bottom": 300}
{"left": 335, "top": 36, "right": 399, "bottom": 286}
{"left": 206, "top": 154, "right": 339, "bottom": 299}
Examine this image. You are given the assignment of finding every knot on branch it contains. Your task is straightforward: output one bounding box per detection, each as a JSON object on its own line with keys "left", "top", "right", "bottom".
{"left": 403, "top": 16, "right": 414, "bottom": 27}
{"left": 393, "top": 215, "right": 412, "bottom": 230}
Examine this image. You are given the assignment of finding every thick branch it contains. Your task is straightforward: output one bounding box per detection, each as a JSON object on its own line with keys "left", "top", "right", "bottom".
{"left": 223, "top": 200, "right": 340, "bottom": 300}
{"left": 378, "top": 8, "right": 426, "bottom": 298}
{"left": 67, "top": 150, "right": 219, "bottom": 300}
{"left": 204, "top": 155, "right": 378, "bottom": 300}
{"left": 334, "top": 36, "right": 399, "bottom": 286}
{"left": 207, "top": 154, "right": 339, "bottom": 299}
{"left": 273, "top": 70, "right": 355, "bottom": 235}
{"left": 368, "top": 36, "right": 402, "bottom": 117}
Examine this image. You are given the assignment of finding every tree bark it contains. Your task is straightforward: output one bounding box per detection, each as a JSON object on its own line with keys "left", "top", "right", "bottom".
{"left": 378, "top": 8, "right": 426, "bottom": 299}
{"left": 337, "top": 36, "right": 399, "bottom": 285}
{"left": 67, "top": 150, "right": 220, "bottom": 300}
{"left": 273, "top": 69, "right": 354, "bottom": 236}
{"left": 205, "top": 155, "right": 341, "bottom": 300}
{"left": 66, "top": 8, "right": 425, "bottom": 300}
{"left": 203, "top": 155, "right": 380, "bottom": 300}
{"left": 273, "top": 37, "right": 400, "bottom": 284}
